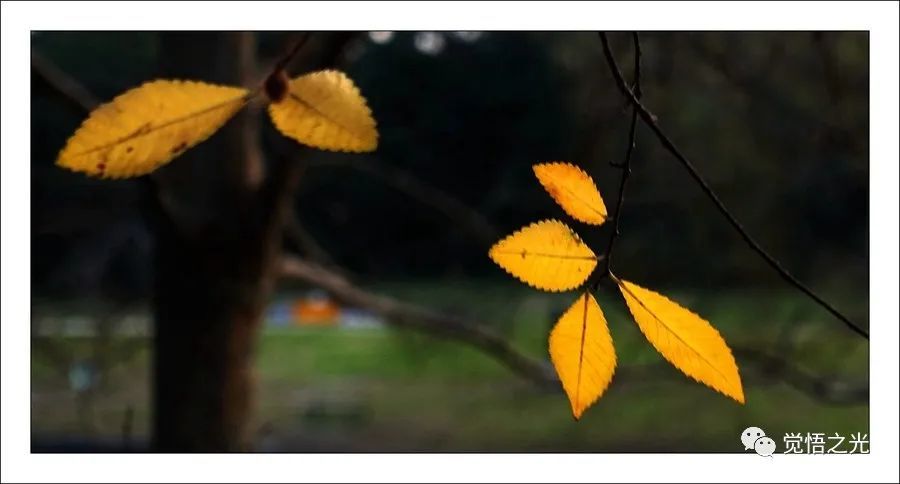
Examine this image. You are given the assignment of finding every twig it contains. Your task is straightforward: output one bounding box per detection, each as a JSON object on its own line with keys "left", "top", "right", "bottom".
{"left": 284, "top": 212, "right": 339, "bottom": 268}
{"left": 732, "top": 347, "right": 867, "bottom": 405}
{"left": 597, "top": 32, "right": 868, "bottom": 340}
{"left": 307, "top": 157, "right": 500, "bottom": 245}
{"left": 31, "top": 48, "right": 100, "bottom": 112}
{"left": 272, "top": 33, "right": 312, "bottom": 74}
{"left": 599, "top": 32, "right": 642, "bottom": 285}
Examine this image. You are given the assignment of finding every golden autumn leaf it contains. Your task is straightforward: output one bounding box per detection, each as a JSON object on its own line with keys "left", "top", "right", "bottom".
{"left": 57, "top": 80, "right": 250, "bottom": 178}
{"left": 267, "top": 70, "right": 378, "bottom": 153}
{"left": 533, "top": 162, "right": 607, "bottom": 225}
{"left": 549, "top": 292, "right": 617, "bottom": 419}
{"left": 488, "top": 220, "right": 597, "bottom": 292}
{"left": 616, "top": 278, "right": 745, "bottom": 404}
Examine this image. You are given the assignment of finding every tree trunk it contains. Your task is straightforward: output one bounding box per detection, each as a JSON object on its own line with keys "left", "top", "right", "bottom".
{"left": 149, "top": 32, "right": 356, "bottom": 451}
{"left": 149, "top": 32, "right": 270, "bottom": 451}
{"left": 152, "top": 217, "right": 277, "bottom": 451}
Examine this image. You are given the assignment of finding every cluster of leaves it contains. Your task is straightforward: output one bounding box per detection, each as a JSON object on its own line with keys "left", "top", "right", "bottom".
{"left": 56, "top": 70, "right": 378, "bottom": 178}
{"left": 489, "top": 162, "right": 744, "bottom": 419}
{"left": 55, "top": 49, "right": 744, "bottom": 421}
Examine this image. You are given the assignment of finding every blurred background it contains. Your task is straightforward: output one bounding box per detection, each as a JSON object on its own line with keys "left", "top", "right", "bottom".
{"left": 31, "top": 31, "right": 868, "bottom": 452}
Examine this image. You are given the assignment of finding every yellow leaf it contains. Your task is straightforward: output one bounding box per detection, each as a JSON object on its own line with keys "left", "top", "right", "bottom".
{"left": 533, "top": 162, "right": 607, "bottom": 225}
{"left": 616, "top": 278, "right": 745, "bottom": 404}
{"left": 267, "top": 70, "right": 378, "bottom": 153}
{"left": 549, "top": 292, "right": 616, "bottom": 419}
{"left": 57, "top": 80, "right": 250, "bottom": 178}
{"left": 488, "top": 220, "right": 597, "bottom": 292}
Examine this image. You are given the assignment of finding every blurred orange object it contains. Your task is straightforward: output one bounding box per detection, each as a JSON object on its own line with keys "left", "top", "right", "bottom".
{"left": 291, "top": 291, "right": 340, "bottom": 325}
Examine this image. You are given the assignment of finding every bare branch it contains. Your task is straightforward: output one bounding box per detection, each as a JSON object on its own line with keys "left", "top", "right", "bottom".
{"left": 597, "top": 32, "right": 868, "bottom": 340}
{"left": 283, "top": 212, "right": 339, "bottom": 268}
{"left": 271, "top": 33, "right": 312, "bottom": 74}
{"left": 31, "top": 48, "right": 100, "bottom": 113}
{"left": 308, "top": 157, "right": 500, "bottom": 245}
{"left": 597, "top": 31, "right": 642, "bottom": 286}
{"left": 733, "top": 347, "right": 867, "bottom": 405}
{"left": 279, "top": 255, "right": 559, "bottom": 388}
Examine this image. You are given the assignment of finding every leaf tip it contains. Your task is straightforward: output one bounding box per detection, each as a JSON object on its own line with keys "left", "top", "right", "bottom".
{"left": 617, "top": 278, "right": 746, "bottom": 406}
{"left": 729, "top": 379, "right": 746, "bottom": 405}
{"left": 549, "top": 292, "right": 616, "bottom": 421}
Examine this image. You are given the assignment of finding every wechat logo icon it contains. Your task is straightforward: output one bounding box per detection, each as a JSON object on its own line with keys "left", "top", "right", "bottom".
{"left": 742, "top": 426, "right": 775, "bottom": 457}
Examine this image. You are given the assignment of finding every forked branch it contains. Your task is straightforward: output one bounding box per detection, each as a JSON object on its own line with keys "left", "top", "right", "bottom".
{"left": 600, "top": 32, "right": 642, "bottom": 281}
{"left": 598, "top": 32, "right": 868, "bottom": 340}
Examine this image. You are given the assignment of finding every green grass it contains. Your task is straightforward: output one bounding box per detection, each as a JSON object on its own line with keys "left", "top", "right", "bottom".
{"left": 31, "top": 281, "right": 869, "bottom": 451}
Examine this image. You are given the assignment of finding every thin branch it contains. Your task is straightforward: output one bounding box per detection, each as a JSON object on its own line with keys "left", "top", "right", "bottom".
{"left": 597, "top": 32, "right": 868, "bottom": 340}
{"left": 599, "top": 32, "right": 642, "bottom": 284}
{"left": 272, "top": 33, "right": 312, "bottom": 74}
{"left": 283, "top": 211, "right": 339, "bottom": 268}
{"left": 732, "top": 347, "right": 868, "bottom": 405}
{"left": 307, "top": 157, "right": 500, "bottom": 245}
{"left": 31, "top": 48, "right": 100, "bottom": 112}
{"left": 279, "top": 32, "right": 359, "bottom": 77}
{"left": 278, "top": 254, "right": 575, "bottom": 390}
{"left": 278, "top": 255, "right": 559, "bottom": 387}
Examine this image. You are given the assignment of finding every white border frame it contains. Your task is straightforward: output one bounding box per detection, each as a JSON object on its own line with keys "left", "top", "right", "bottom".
{"left": 3, "top": 1, "right": 898, "bottom": 483}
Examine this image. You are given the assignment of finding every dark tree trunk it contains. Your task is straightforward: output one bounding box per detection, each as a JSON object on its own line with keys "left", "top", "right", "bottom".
{"left": 148, "top": 32, "right": 356, "bottom": 451}
{"left": 150, "top": 32, "right": 274, "bottom": 451}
